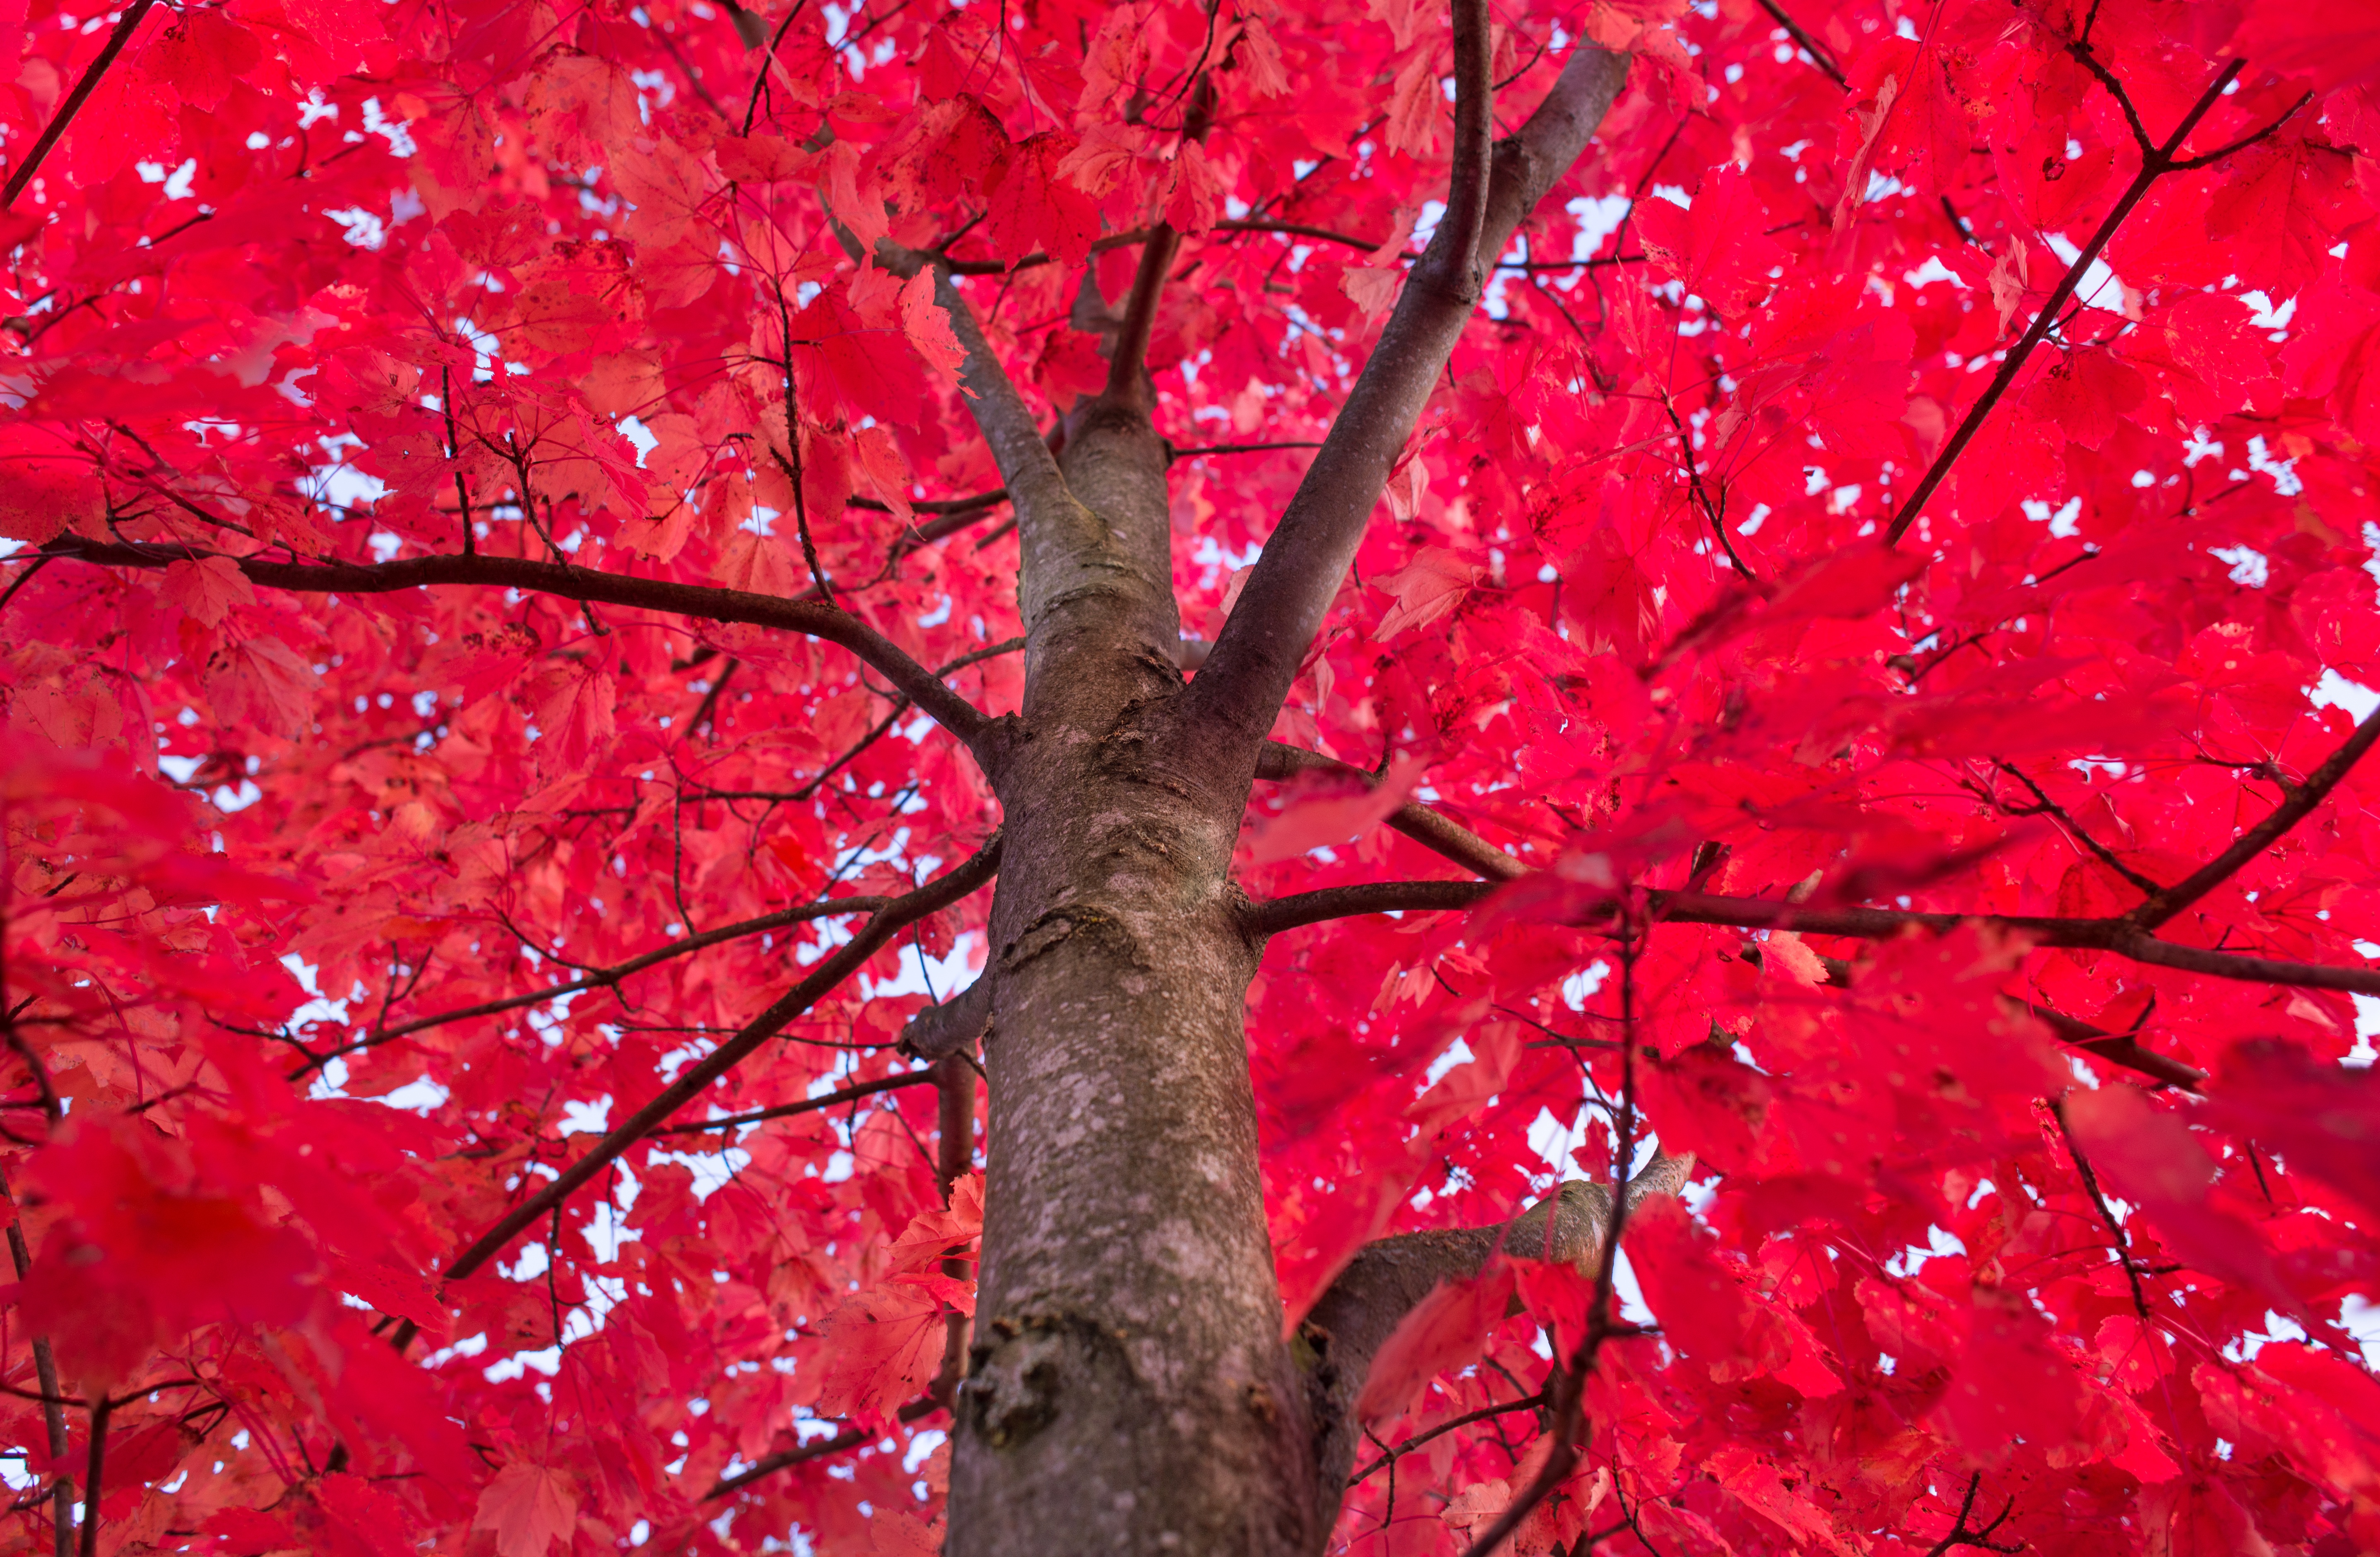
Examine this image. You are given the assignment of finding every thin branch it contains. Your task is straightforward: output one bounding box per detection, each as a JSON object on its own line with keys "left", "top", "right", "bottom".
{"left": 1452, "top": 913, "right": 1651, "bottom": 1557}
{"left": 43, "top": 541, "right": 996, "bottom": 758}
{"left": 1993, "top": 760, "right": 2163, "bottom": 896}
{"left": 2012, "top": 1000, "right": 2203, "bottom": 1091}
{"left": 1258, "top": 742, "right": 1527, "bottom": 882}
{"left": 741, "top": 1, "right": 809, "bottom": 135}
{"left": 1105, "top": 225, "right": 1184, "bottom": 407}
{"left": 646, "top": 1069, "right": 934, "bottom": 1136}
{"left": 75, "top": 1396, "right": 108, "bottom": 1557}
{"left": 1, "top": 0, "right": 159, "bottom": 208}
{"left": 2128, "top": 705, "right": 2380, "bottom": 930}
{"left": 1348, "top": 1390, "right": 1545, "bottom": 1485}
{"left": 705, "top": 1427, "right": 864, "bottom": 1499}
{"left": 1881, "top": 58, "right": 2245, "bottom": 546}
{"left": 1189, "top": 41, "right": 1630, "bottom": 741}
{"left": 390, "top": 835, "right": 1003, "bottom": 1350}
{"left": 0, "top": 556, "right": 53, "bottom": 615}
{"left": 1247, "top": 875, "right": 2380, "bottom": 995}
{"left": 1171, "top": 441, "right": 1325, "bottom": 458}
{"left": 347, "top": 896, "right": 894, "bottom": 1050}
{"left": 1757, "top": 0, "right": 1847, "bottom": 88}
{"left": 1250, "top": 878, "right": 1496, "bottom": 936}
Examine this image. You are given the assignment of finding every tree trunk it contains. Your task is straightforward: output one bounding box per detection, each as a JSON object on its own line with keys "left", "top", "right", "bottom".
{"left": 947, "top": 394, "right": 1316, "bottom": 1550}
{"left": 939, "top": 38, "right": 1634, "bottom": 1556}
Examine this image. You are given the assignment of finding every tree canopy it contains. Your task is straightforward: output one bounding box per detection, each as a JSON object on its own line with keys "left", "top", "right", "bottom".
{"left": 5, "top": 0, "right": 2380, "bottom": 1553}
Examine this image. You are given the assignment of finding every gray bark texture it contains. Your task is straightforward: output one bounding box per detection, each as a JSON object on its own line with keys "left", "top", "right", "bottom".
{"left": 925, "top": 32, "right": 1635, "bottom": 1556}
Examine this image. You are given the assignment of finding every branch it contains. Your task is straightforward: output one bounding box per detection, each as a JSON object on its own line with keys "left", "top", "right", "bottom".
{"left": 75, "top": 1397, "right": 108, "bottom": 1557}
{"left": 1, "top": 0, "right": 159, "bottom": 209}
{"left": 927, "top": 266, "right": 1080, "bottom": 523}
{"left": 2127, "top": 705, "right": 2380, "bottom": 930}
{"left": 1756, "top": 0, "right": 1847, "bottom": 88}
{"left": 899, "top": 975, "right": 994, "bottom": 1061}
{"left": 701, "top": 1396, "right": 942, "bottom": 1497}
{"left": 44, "top": 541, "right": 996, "bottom": 758}
{"left": 1189, "top": 41, "right": 1629, "bottom": 741}
{"left": 2009, "top": 1000, "right": 2204, "bottom": 1091}
{"left": 1249, "top": 878, "right": 1494, "bottom": 936}
{"left": 704, "top": 1427, "right": 864, "bottom": 1499}
{"left": 1994, "top": 760, "right": 2163, "bottom": 896}
{"left": 1347, "top": 1390, "right": 1545, "bottom": 1486}
{"left": 1881, "top": 57, "right": 2244, "bottom": 546}
{"left": 341, "top": 897, "right": 894, "bottom": 1052}
{"left": 390, "top": 835, "right": 1002, "bottom": 1350}
{"left": 1244, "top": 875, "right": 2380, "bottom": 994}
{"left": 645, "top": 1068, "right": 934, "bottom": 1137}
{"left": 1105, "top": 224, "right": 1183, "bottom": 407}
{"left": 1257, "top": 742, "right": 1527, "bottom": 881}
{"left": 1301, "top": 1155, "right": 1692, "bottom": 1537}
{"left": 1441, "top": 0, "right": 1497, "bottom": 280}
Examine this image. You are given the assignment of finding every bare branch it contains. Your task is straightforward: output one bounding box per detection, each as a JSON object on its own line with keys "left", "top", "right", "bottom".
{"left": 1190, "top": 42, "right": 1629, "bottom": 741}
{"left": 1757, "top": 0, "right": 1847, "bottom": 88}
{"left": 928, "top": 266, "right": 1080, "bottom": 522}
{"left": 1244, "top": 874, "right": 2380, "bottom": 994}
{"left": 1, "top": 0, "right": 158, "bottom": 209}
{"left": 1257, "top": 742, "right": 1528, "bottom": 881}
{"left": 390, "top": 835, "right": 1002, "bottom": 1350}
{"left": 1249, "top": 878, "right": 1496, "bottom": 936}
{"left": 1105, "top": 225, "right": 1184, "bottom": 407}
{"left": 647, "top": 1069, "right": 934, "bottom": 1137}
{"left": 43, "top": 541, "right": 997, "bottom": 758}
{"left": 2128, "top": 705, "right": 2380, "bottom": 930}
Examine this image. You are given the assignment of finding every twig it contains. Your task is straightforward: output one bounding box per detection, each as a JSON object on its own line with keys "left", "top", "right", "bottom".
{"left": 2049, "top": 1100, "right": 2153, "bottom": 1325}
{"left": 646, "top": 1069, "right": 936, "bottom": 1136}
{"left": 1, "top": 0, "right": 159, "bottom": 208}
{"left": 1756, "top": 0, "right": 1847, "bottom": 88}
{"left": 1923, "top": 1471, "right": 2026, "bottom": 1555}
{"left": 1348, "top": 1390, "right": 1546, "bottom": 1485}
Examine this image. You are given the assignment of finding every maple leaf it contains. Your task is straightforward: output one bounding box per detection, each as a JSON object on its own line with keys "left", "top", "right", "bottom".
{"left": 473, "top": 1463, "right": 579, "bottom": 1557}
{"left": 810, "top": 1286, "right": 947, "bottom": 1420}
{"left": 1635, "top": 166, "right": 1784, "bottom": 313}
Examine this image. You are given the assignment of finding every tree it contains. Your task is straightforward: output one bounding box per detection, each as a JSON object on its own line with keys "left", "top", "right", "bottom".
{"left": 4, "top": 0, "right": 2380, "bottom": 1551}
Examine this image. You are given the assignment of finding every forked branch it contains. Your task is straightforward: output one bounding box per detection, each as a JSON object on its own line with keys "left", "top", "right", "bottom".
{"left": 1191, "top": 39, "right": 1629, "bottom": 742}
{"left": 1880, "top": 55, "right": 2288, "bottom": 545}
{"left": 2127, "top": 706, "right": 2380, "bottom": 929}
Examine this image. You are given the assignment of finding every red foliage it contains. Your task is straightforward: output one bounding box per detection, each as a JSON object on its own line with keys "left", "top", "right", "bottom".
{"left": 2, "top": 0, "right": 2380, "bottom": 1552}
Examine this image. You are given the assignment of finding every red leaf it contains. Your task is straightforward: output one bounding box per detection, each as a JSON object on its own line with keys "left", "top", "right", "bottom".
{"left": 1352, "top": 1264, "right": 1516, "bottom": 1427}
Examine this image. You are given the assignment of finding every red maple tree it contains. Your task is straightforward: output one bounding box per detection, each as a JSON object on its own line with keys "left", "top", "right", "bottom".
{"left": 5, "top": 0, "right": 2380, "bottom": 1552}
